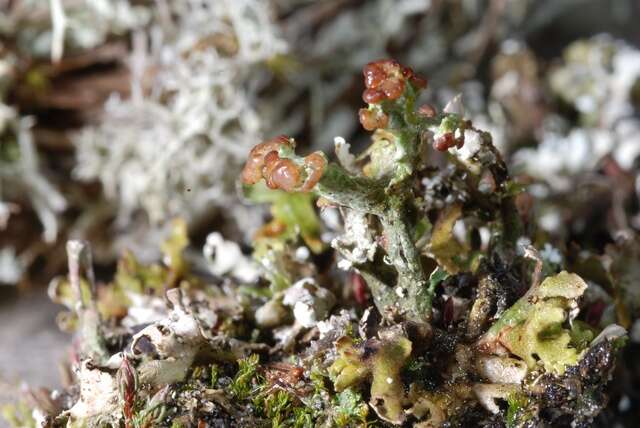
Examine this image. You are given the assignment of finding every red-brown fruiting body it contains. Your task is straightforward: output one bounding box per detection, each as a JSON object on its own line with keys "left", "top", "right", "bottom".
{"left": 363, "top": 61, "right": 388, "bottom": 88}
{"left": 269, "top": 159, "right": 301, "bottom": 192}
{"left": 380, "top": 78, "right": 404, "bottom": 99}
{"left": 418, "top": 104, "right": 437, "bottom": 118}
{"left": 241, "top": 155, "right": 266, "bottom": 185}
{"left": 242, "top": 136, "right": 325, "bottom": 193}
{"left": 255, "top": 221, "right": 287, "bottom": 240}
{"left": 262, "top": 151, "right": 281, "bottom": 189}
{"left": 241, "top": 135, "right": 291, "bottom": 185}
{"left": 301, "top": 152, "right": 326, "bottom": 191}
{"left": 352, "top": 273, "right": 369, "bottom": 305}
{"left": 359, "top": 108, "right": 389, "bottom": 131}
{"left": 433, "top": 132, "right": 465, "bottom": 151}
{"left": 361, "top": 59, "right": 427, "bottom": 104}
{"left": 410, "top": 75, "right": 428, "bottom": 88}
{"left": 362, "top": 88, "right": 386, "bottom": 104}
{"left": 433, "top": 133, "right": 456, "bottom": 151}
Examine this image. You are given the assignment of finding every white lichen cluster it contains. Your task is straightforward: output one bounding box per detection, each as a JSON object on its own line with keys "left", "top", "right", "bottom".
{"left": 0, "top": 0, "right": 149, "bottom": 59}
{"left": 0, "top": 0, "right": 153, "bottom": 284}
{"left": 515, "top": 125, "right": 640, "bottom": 192}
{"left": 0, "top": 110, "right": 66, "bottom": 243}
{"left": 73, "top": 0, "right": 286, "bottom": 239}
{"left": 514, "top": 35, "right": 640, "bottom": 192}
{"left": 0, "top": 56, "right": 66, "bottom": 284}
{"left": 549, "top": 35, "right": 640, "bottom": 127}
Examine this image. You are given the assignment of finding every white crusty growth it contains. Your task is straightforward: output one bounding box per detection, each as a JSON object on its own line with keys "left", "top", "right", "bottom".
{"left": 282, "top": 277, "right": 336, "bottom": 328}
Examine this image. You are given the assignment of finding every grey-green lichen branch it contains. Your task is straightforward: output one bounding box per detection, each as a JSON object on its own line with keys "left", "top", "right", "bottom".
{"left": 65, "top": 240, "right": 110, "bottom": 364}
{"left": 240, "top": 59, "right": 476, "bottom": 323}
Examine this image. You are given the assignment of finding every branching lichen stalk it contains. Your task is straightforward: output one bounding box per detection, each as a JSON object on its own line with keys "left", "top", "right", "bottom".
{"left": 242, "top": 60, "right": 446, "bottom": 323}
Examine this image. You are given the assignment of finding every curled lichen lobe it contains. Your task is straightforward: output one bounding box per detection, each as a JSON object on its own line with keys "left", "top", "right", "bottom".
{"left": 301, "top": 152, "right": 326, "bottom": 191}
{"left": 418, "top": 104, "right": 437, "bottom": 118}
{"left": 362, "top": 59, "right": 427, "bottom": 105}
{"left": 265, "top": 155, "right": 300, "bottom": 192}
{"left": 241, "top": 135, "right": 292, "bottom": 185}
{"left": 359, "top": 108, "right": 389, "bottom": 131}
{"left": 241, "top": 135, "right": 326, "bottom": 192}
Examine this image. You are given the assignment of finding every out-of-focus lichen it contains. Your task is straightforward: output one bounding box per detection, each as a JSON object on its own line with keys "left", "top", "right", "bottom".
{"left": 1, "top": 400, "right": 36, "bottom": 428}
{"left": 0, "top": 64, "right": 67, "bottom": 276}
{"left": 509, "top": 35, "right": 640, "bottom": 246}
{"left": 73, "top": 0, "right": 287, "bottom": 251}
{"left": 244, "top": 181, "right": 322, "bottom": 254}
{"left": 0, "top": 0, "right": 149, "bottom": 59}
{"left": 549, "top": 35, "right": 640, "bottom": 128}
{"left": 606, "top": 235, "right": 640, "bottom": 327}
{"left": 49, "top": 219, "right": 193, "bottom": 327}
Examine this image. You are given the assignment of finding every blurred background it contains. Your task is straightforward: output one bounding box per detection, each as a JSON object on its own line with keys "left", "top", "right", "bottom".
{"left": 1, "top": 0, "right": 639, "bottom": 423}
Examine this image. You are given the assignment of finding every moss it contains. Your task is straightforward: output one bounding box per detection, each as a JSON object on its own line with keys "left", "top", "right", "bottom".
{"left": 261, "top": 390, "right": 292, "bottom": 427}
{"left": 505, "top": 393, "right": 531, "bottom": 428}
{"left": 252, "top": 385, "right": 317, "bottom": 428}
{"left": 230, "top": 354, "right": 263, "bottom": 400}
{"left": 569, "top": 320, "right": 596, "bottom": 349}
{"left": 333, "top": 389, "right": 370, "bottom": 427}
{"left": 1, "top": 401, "right": 36, "bottom": 428}
{"left": 210, "top": 364, "right": 220, "bottom": 388}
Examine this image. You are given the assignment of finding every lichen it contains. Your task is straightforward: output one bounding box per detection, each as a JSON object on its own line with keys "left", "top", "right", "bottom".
{"left": 3, "top": 57, "right": 629, "bottom": 428}
{"left": 329, "top": 331, "right": 412, "bottom": 424}
{"left": 72, "top": 0, "right": 287, "bottom": 249}
{"left": 479, "top": 271, "right": 589, "bottom": 373}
